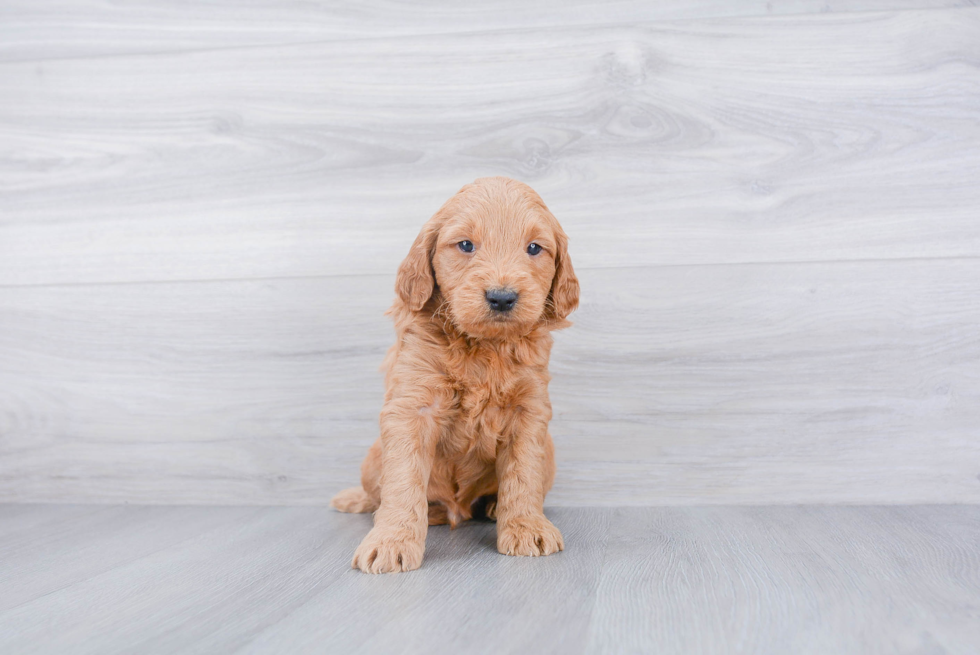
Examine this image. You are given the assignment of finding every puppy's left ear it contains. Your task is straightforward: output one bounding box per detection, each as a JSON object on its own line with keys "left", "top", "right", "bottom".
{"left": 547, "top": 226, "right": 580, "bottom": 321}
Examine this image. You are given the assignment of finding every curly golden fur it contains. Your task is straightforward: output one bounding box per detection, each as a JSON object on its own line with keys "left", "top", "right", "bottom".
{"left": 331, "top": 176, "right": 579, "bottom": 573}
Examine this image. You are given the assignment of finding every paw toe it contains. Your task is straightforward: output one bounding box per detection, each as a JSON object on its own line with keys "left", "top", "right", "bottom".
{"left": 352, "top": 529, "right": 424, "bottom": 573}
{"left": 498, "top": 516, "right": 564, "bottom": 557}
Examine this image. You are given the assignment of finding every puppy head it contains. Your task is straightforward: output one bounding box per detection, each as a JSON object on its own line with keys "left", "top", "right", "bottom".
{"left": 396, "top": 177, "right": 579, "bottom": 339}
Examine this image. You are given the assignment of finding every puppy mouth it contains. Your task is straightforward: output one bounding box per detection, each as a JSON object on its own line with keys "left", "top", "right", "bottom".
{"left": 456, "top": 308, "right": 537, "bottom": 339}
{"left": 468, "top": 311, "right": 520, "bottom": 333}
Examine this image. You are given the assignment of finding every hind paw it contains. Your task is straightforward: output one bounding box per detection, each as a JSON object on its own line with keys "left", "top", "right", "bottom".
{"left": 330, "top": 487, "right": 378, "bottom": 513}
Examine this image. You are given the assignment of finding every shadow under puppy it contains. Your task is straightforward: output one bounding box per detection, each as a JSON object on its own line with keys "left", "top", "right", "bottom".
{"left": 331, "top": 176, "right": 579, "bottom": 573}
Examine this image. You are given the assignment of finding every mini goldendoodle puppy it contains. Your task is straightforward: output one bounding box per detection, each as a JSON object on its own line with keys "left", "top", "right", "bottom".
{"left": 331, "top": 176, "right": 579, "bottom": 574}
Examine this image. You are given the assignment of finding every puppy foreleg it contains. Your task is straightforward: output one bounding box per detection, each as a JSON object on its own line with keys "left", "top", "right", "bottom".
{"left": 351, "top": 399, "right": 439, "bottom": 573}
{"left": 495, "top": 425, "right": 563, "bottom": 557}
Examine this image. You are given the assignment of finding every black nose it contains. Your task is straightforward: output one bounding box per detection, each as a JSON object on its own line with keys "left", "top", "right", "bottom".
{"left": 486, "top": 288, "right": 519, "bottom": 313}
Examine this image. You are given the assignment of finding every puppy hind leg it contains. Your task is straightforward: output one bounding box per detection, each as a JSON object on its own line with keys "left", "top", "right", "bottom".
{"left": 471, "top": 494, "right": 498, "bottom": 522}
{"left": 331, "top": 486, "right": 379, "bottom": 513}
{"left": 427, "top": 502, "right": 450, "bottom": 526}
{"left": 332, "top": 437, "right": 383, "bottom": 513}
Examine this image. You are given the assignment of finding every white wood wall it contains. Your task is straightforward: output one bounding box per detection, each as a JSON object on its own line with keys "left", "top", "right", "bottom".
{"left": 2, "top": 1, "right": 979, "bottom": 505}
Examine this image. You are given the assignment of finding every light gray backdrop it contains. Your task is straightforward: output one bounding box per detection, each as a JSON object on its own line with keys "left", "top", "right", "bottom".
{"left": 2, "top": 1, "right": 979, "bottom": 505}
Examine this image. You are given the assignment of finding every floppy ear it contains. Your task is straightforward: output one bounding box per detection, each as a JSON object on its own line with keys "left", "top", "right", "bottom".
{"left": 395, "top": 217, "right": 442, "bottom": 312}
{"left": 547, "top": 227, "right": 580, "bottom": 321}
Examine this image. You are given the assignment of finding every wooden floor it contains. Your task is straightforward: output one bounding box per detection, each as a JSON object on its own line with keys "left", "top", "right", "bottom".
{"left": 0, "top": 504, "right": 977, "bottom": 654}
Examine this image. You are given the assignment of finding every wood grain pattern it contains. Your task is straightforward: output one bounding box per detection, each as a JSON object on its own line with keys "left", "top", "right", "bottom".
{"left": 2, "top": 260, "right": 978, "bottom": 505}
{"left": 2, "top": 9, "right": 979, "bottom": 286}
{"left": 1, "top": 1, "right": 973, "bottom": 61}
{"left": 2, "top": 3, "right": 979, "bottom": 506}
{"left": 0, "top": 505, "right": 258, "bottom": 612}
{"left": 1, "top": 505, "right": 978, "bottom": 654}
{"left": 586, "top": 506, "right": 980, "bottom": 654}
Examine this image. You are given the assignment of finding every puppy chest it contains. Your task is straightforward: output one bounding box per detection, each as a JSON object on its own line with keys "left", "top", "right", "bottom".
{"left": 454, "top": 363, "right": 535, "bottom": 414}
{"left": 441, "top": 374, "right": 531, "bottom": 448}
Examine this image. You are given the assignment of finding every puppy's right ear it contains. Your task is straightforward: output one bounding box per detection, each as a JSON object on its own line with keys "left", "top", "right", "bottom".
{"left": 395, "top": 217, "right": 441, "bottom": 312}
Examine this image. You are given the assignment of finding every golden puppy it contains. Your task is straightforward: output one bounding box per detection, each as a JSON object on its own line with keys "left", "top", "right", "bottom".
{"left": 331, "top": 176, "right": 579, "bottom": 574}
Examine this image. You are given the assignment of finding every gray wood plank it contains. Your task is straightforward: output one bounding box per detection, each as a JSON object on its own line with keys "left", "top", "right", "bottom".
{"left": 0, "top": 506, "right": 371, "bottom": 655}
{"left": 2, "top": 9, "right": 979, "bottom": 286}
{"left": 0, "top": 505, "right": 977, "bottom": 654}
{"left": 2, "top": 260, "right": 978, "bottom": 506}
{"left": 0, "top": 503, "right": 105, "bottom": 546}
{"left": 0, "top": 506, "right": 607, "bottom": 655}
{"left": 587, "top": 506, "right": 980, "bottom": 655}
{"left": 1, "top": 1, "right": 972, "bottom": 61}
{"left": 0, "top": 505, "right": 259, "bottom": 611}
{"left": 240, "top": 508, "right": 611, "bottom": 655}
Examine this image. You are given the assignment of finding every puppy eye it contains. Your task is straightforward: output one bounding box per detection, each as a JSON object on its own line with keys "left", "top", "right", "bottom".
{"left": 457, "top": 240, "right": 474, "bottom": 253}
{"left": 526, "top": 242, "right": 542, "bottom": 256}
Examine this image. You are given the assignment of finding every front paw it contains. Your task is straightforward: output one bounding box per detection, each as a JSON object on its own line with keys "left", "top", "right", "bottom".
{"left": 497, "top": 515, "right": 564, "bottom": 557}
{"left": 351, "top": 527, "right": 425, "bottom": 574}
